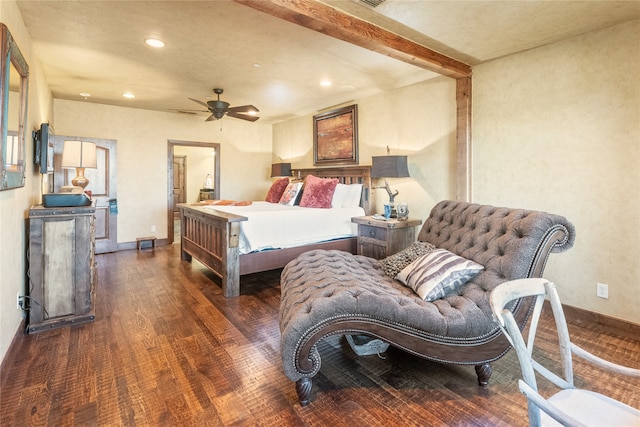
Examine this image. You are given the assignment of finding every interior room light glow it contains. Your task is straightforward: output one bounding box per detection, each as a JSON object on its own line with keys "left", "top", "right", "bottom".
{"left": 145, "top": 38, "right": 165, "bottom": 48}
{"left": 320, "top": 80, "right": 332, "bottom": 87}
{"left": 123, "top": 93, "right": 135, "bottom": 99}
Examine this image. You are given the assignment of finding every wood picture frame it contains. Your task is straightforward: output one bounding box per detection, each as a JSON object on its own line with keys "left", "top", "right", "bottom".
{"left": 313, "top": 104, "right": 358, "bottom": 166}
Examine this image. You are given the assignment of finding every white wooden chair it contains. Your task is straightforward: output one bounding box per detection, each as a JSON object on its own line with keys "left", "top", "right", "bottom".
{"left": 490, "top": 278, "right": 640, "bottom": 427}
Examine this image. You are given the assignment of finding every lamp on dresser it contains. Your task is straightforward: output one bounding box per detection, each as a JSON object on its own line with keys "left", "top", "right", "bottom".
{"left": 371, "top": 152, "right": 410, "bottom": 218}
{"left": 271, "top": 162, "right": 292, "bottom": 178}
{"left": 61, "top": 140, "right": 97, "bottom": 189}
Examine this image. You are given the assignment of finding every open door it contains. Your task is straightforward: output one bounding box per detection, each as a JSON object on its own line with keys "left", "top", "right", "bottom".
{"left": 55, "top": 136, "right": 118, "bottom": 254}
{"left": 173, "top": 155, "right": 186, "bottom": 214}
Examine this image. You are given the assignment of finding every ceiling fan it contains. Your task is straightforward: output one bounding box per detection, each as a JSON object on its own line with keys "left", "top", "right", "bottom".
{"left": 175, "top": 88, "right": 260, "bottom": 122}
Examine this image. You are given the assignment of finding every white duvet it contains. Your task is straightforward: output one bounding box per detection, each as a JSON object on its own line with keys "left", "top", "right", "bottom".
{"left": 203, "top": 201, "right": 365, "bottom": 254}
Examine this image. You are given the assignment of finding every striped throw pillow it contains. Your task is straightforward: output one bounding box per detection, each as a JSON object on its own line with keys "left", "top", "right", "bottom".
{"left": 395, "top": 249, "right": 484, "bottom": 301}
{"left": 379, "top": 241, "right": 436, "bottom": 278}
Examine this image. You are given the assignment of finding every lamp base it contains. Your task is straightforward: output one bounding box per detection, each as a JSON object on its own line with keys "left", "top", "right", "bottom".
{"left": 71, "top": 167, "right": 89, "bottom": 189}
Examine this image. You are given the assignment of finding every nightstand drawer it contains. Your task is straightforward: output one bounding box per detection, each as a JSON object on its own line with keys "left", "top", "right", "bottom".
{"left": 359, "top": 224, "right": 387, "bottom": 242}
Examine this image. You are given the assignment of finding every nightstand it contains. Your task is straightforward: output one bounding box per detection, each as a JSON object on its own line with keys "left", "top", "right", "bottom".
{"left": 351, "top": 216, "right": 422, "bottom": 260}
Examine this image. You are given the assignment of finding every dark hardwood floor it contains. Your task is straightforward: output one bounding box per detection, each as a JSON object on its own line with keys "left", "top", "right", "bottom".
{"left": 1, "top": 244, "right": 639, "bottom": 426}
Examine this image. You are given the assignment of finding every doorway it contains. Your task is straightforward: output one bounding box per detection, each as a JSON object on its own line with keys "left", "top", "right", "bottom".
{"left": 167, "top": 140, "right": 220, "bottom": 245}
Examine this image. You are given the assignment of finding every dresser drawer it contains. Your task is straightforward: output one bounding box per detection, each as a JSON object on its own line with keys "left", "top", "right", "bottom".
{"left": 359, "top": 224, "right": 387, "bottom": 242}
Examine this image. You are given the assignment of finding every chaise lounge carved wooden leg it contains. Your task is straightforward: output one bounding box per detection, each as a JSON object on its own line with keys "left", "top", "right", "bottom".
{"left": 475, "top": 363, "right": 492, "bottom": 386}
{"left": 296, "top": 378, "right": 313, "bottom": 406}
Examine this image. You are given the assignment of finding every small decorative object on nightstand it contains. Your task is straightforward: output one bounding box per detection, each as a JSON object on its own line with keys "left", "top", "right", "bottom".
{"left": 396, "top": 203, "right": 409, "bottom": 221}
{"left": 352, "top": 216, "right": 422, "bottom": 260}
{"left": 199, "top": 189, "right": 215, "bottom": 201}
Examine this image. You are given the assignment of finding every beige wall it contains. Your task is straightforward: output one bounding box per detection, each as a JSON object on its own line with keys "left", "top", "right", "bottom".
{"left": 273, "top": 76, "right": 458, "bottom": 220}
{"left": 473, "top": 20, "right": 640, "bottom": 323}
{"left": 53, "top": 100, "right": 272, "bottom": 243}
{"left": 0, "top": 1, "right": 54, "bottom": 360}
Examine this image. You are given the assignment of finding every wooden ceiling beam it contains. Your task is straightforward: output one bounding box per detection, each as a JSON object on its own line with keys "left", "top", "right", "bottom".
{"left": 234, "top": 0, "right": 471, "bottom": 79}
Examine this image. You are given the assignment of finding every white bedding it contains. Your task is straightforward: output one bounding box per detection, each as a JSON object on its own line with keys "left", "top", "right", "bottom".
{"left": 203, "top": 201, "right": 364, "bottom": 254}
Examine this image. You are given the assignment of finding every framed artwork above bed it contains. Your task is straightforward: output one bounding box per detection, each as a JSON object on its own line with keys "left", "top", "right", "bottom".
{"left": 313, "top": 104, "right": 358, "bottom": 166}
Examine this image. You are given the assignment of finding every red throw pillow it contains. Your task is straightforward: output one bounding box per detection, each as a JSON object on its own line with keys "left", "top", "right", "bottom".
{"left": 299, "top": 174, "right": 339, "bottom": 208}
{"left": 265, "top": 177, "right": 289, "bottom": 203}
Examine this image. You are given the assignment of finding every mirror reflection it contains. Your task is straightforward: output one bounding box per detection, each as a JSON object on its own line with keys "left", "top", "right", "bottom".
{"left": 0, "top": 23, "right": 29, "bottom": 190}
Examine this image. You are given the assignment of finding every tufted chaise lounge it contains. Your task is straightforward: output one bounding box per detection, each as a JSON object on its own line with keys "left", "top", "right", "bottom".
{"left": 279, "top": 200, "right": 575, "bottom": 405}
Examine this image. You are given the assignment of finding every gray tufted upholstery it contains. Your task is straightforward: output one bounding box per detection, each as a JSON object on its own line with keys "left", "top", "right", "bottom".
{"left": 279, "top": 200, "right": 575, "bottom": 403}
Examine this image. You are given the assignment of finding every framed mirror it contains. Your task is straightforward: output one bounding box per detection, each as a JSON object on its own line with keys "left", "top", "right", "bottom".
{"left": 0, "top": 23, "right": 29, "bottom": 190}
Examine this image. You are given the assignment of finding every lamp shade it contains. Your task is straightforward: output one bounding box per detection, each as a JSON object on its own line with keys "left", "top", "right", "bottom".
{"left": 271, "top": 162, "right": 292, "bottom": 177}
{"left": 371, "top": 155, "right": 409, "bottom": 178}
{"left": 61, "top": 141, "right": 97, "bottom": 169}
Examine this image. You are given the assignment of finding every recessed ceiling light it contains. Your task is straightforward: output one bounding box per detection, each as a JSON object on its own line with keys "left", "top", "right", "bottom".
{"left": 253, "top": 63, "right": 261, "bottom": 68}
{"left": 145, "top": 38, "right": 165, "bottom": 48}
{"left": 320, "top": 80, "right": 332, "bottom": 87}
{"left": 123, "top": 93, "right": 135, "bottom": 99}
{"left": 79, "top": 92, "right": 91, "bottom": 99}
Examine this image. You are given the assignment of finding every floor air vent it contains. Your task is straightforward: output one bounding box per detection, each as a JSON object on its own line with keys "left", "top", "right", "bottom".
{"left": 359, "top": 0, "right": 386, "bottom": 8}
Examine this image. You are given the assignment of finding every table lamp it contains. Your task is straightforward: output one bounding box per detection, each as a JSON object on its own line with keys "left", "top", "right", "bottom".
{"left": 371, "top": 154, "right": 409, "bottom": 218}
{"left": 61, "top": 140, "right": 97, "bottom": 189}
{"left": 271, "top": 162, "right": 292, "bottom": 178}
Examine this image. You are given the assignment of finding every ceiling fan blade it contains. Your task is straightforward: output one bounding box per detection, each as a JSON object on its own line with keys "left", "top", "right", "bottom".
{"left": 226, "top": 111, "right": 260, "bottom": 122}
{"left": 227, "top": 104, "right": 259, "bottom": 114}
{"left": 189, "top": 98, "right": 210, "bottom": 108}
{"left": 205, "top": 114, "right": 218, "bottom": 122}
{"left": 169, "top": 108, "right": 208, "bottom": 113}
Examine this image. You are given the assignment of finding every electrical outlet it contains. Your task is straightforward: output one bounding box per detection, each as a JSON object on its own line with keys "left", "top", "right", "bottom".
{"left": 16, "top": 292, "right": 21, "bottom": 310}
{"left": 596, "top": 282, "right": 608, "bottom": 299}
{"left": 151, "top": 225, "right": 156, "bottom": 232}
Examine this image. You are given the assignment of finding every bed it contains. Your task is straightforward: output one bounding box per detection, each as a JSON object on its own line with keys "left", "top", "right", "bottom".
{"left": 179, "top": 166, "right": 372, "bottom": 298}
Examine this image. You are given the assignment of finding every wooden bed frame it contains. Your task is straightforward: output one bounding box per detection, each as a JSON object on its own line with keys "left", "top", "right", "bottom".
{"left": 179, "top": 165, "right": 372, "bottom": 298}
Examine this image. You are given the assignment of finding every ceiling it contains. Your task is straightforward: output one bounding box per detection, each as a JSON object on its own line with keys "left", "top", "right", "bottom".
{"left": 15, "top": 0, "right": 640, "bottom": 124}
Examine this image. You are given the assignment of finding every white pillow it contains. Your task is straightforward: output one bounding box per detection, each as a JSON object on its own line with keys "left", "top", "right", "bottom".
{"left": 395, "top": 249, "right": 484, "bottom": 302}
{"left": 279, "top": 182, "right": 303, "bottom": 206}
{"left": 331, "top": 183, "right": 363, "bottom": 208}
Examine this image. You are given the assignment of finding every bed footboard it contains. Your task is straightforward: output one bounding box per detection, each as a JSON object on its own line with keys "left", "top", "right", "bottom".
{"left": 179, "top": 165, "right": 372, "bottom": 298}
{"left": 179, "top": 203, "right": 359, "bottom": 298}
{"left": 179, "top": 204, "right": 247, "bottom": 298}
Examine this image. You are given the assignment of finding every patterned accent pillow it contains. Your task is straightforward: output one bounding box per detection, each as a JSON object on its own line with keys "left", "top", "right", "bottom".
{"left": 265, "top": 177, "right": 289, "bottom": 203}
{"left": 395, "top": 249, "right": 484, "bottom": 302}
{"left": 379, "top": 241, "right": 436, "bottom": 278}
{"left": 279, "top": 182, "right": 303, "bottom": 206}
{"left": 299, "top": 174, "right": 339, "bottom": 208}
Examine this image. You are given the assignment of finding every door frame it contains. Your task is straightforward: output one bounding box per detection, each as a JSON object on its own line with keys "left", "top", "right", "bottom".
{"left": 167, "top": 140, "right": 220, "bottom": 245}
